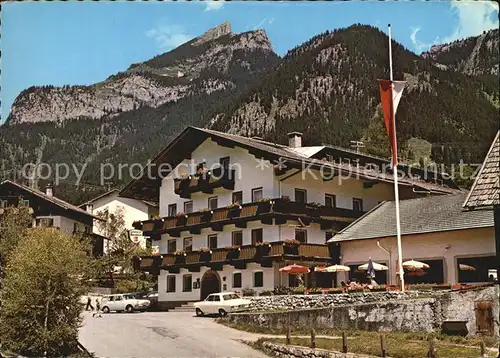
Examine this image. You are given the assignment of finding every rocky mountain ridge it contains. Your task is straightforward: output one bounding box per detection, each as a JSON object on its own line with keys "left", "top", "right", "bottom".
{"left": 6, "top": 23, "right": 274, "bottom": 124}
{"left": 422, "top": 29, "right": 499, "bottom": 76}
{"left": 1, "top": 24, "right": 498, "bottom": 204}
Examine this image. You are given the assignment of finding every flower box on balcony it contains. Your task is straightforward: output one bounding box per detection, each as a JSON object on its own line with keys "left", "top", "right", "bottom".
{"left": 175, "top": 213, "right": 188, "bottom": 226}
{"left": 174, "top": 250, "right": 186, "bottom": 264}
{"left": 283, "top": 239, "right": 300, "bottom": 255}
{"left": 132, "top": 221, "right": 143, "bottom": 230}
{"left": 255, "top": 242, "right": 271, "bottom": 257}
{"left": 150, "top": 217, "right": 163, "bottom": 231}
{"left": 225, "top": 245, "right": 241, "bottom": 260}
{"left": 227, "top": 203, "right": 242, "bottom": 218}
{"left": 200, "top": 209, "right": 213, "bottom": 222}
{"left": 199, "top": 247, "right": 212, "bottom": 261}
{"left": 256, "top": 199, "right": 272, "bottom": 214}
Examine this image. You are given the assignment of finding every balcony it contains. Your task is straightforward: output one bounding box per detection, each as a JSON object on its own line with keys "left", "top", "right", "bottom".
{"left": 133, "top": 241, "right": 333, "bottom": 272}
{"left": 136, "top": 198, "right": 364, "bottom": 236}
{"left": 173, "top": 167, "right": 236, "bottom": 199}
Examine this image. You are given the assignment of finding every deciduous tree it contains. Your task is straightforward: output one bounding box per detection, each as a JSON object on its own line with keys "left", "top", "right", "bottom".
{"left": 0, "top": 228, "right": 91, "bottom": 356}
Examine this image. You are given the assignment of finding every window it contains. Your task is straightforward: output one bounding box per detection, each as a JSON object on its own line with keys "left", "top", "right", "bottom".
{"left": 252, "top": 187, "right": 263, "bottom": 202}
{"left": 183, "top": 237, "right": 193, "bottom": 252}
{"left": 232, "top": 191, "right": 243, "bottom": 204}
{"left": 115, "top": 295, "right": 123, "bottom": 301}
{"left": 213, "top": 295, "right": 221, "bottom": 302}
{"left": 325, "top": 194, "right": 336, "bottom": 208}
{"left": 167, "top": 239, "right": 177, "bottom": 253}
{"left": 0, "top": 200, "right": 7, "bottom": 208}
{"left": 208, "top": 234, "right": 218, "bottom": 249}
{"left": 353, "top": 198, "right": 363, "bottom": 212}
{"left": 84, "top": 226, "right": 91, "bottom": 234}
{"left": 197, "top": 162, "right": 206, "bottom": 171}
{"left": 208, "top": 196, "right": 218, "bottom": 210}
{"left": 73, "top": 223, "right": 80, "bottom": 233}
{"left": 233, "top": 272, "right": 242, "bottom": 288}
{"left": 254, "top": 271, "right": 264, "bottom": 287}
{"left": 295, "top": 229, "right": 307, "bottom": 243}
{"left": 184, "top": 201, "right": 193, "bottom": 214}
{"left": 36, "top": 218, "right": 54, "bottom": 228}
{"left": 167, "top": 275, "right": 176, "bottom": 292}
{"left": 168, "top": 204, "right": 177, "bottom": 217}
{"left": 251, "top": 228, "right": 263, "bottom": 245}
{"left": 183, "top": 275, "right": 192, "bottom": 292}
{"left": 325, "top": 232, "right": 334, "bottom": 242}
{"left": 205, "top": 295, "right": 214, "bottom": 302}
{"left": 295, "top": 189, "right": 307, "bottom": 203}
{"left": 20, "top": 199, "right": 29, "bottom": 207}
{"left": 232, "top": 231, "right": 243, "bottom": 246}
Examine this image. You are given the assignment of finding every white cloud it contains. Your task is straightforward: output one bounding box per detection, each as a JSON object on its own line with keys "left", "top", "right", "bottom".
{"left": 146, "top": 24, "right": 193, "bottom": 51}
{"left": 410, "top": 1, "right": 498, "bottom": 53}
{"left": 252, "top": 17, "right": 275, "bottom": 30}
{"left": 441, "top": 1, "right": 499, "bottom": 43}
{"left": 205, "top": 1, "right": 224, "bottom": 12}
{"left": 410, "top": 27, "right": 430, "bottom": 53}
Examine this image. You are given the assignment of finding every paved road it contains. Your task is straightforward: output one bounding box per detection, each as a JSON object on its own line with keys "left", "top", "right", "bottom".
{"left": 79, "top": 311, "right": 270, "bottom": 358}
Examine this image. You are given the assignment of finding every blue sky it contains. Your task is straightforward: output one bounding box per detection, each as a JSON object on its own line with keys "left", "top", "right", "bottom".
{"left": 1, "top": 1, "right": 498, "bottom": 123}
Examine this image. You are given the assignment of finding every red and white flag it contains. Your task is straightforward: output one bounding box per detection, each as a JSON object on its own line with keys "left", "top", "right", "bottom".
{"left": 378, "top": 80, "right": 406, "bottom": 166}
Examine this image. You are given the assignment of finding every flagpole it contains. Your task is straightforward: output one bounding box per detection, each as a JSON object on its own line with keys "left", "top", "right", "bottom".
{"left": 388, "top": 24, "right": 405, "bottom": 292}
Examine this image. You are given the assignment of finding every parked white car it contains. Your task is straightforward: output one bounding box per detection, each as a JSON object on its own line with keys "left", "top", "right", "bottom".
{"left": 101, "top": 293, "right": 150, "bottom": 313}
{"left": 193, "top": 292, "right": 251, "bottom": 317}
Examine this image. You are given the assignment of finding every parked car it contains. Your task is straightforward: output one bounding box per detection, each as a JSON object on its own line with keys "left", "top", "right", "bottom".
{"left": 101, "top": 293, "right": 150, "bottom": 313}
{"left": 193, "top": 292, "right": 251, "bottom": 317}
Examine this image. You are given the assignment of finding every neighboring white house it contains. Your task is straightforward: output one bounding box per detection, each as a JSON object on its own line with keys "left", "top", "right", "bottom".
{"left": 80, "top": 189, "right": 158, "bottom": 253}
{"left": 0, "top": 180, "right": 105, "bottom": 256}
{"left": 120, "top": 126, "right": 459, "bottom": 307}
{"left": 329, "top": 193, "right": 495, "bottom": 286}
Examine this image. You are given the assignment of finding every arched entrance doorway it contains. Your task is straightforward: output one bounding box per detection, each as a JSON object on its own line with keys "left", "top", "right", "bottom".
{"left": 200, "top": 270, "right": 221, "bottom": 300}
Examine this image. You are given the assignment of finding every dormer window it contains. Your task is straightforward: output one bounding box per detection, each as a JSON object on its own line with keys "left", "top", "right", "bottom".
{"left": 353, "top": 198, "right": 363, "bottom": 212}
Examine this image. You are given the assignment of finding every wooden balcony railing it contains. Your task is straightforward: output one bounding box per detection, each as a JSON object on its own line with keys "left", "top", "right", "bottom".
{"left": 135, "top": 241, "right": 333, "bottom": 271}
{"left": 173, "top": 168, "right": 236, "bottom": 199}
{"left": 136, "top": 199, "right": 364, "bottom": 235}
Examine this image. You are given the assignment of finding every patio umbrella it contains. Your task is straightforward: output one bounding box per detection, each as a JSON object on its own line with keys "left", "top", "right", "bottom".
{"left": 402, "top": 260, "right": 430, "bottom": 271}
{"left": 279, "top": 264, "right": 310, "bottom": 274}
{"left": 358, "top": 262, "right": 388, "bottom": 271}
{"left": 316, "top": 265, "right": 351, "bottom": 273}
{"left": 459, "top": 264, "right": 476, "bottom": 271}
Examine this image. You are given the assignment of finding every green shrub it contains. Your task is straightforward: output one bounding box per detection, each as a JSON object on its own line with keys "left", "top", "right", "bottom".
{"left": 242, "top": 288, "right": 256, "bottom": 297}
{"left": 259, "top": 290, "right": 274, "bottom": 296}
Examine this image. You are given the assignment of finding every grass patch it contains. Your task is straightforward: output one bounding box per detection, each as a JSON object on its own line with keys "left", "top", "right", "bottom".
{"left": 220, "top": 320, "right": 499, "bottom": 356}
{"left": 257, "top": 337, "right": 497, "bottom": 358}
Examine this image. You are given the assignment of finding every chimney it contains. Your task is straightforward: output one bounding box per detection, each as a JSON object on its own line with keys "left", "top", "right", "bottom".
{"left": 45, "top": 183, "right": 53, "bottom": 197}
{"left": 287, "top": 132, "right": 303, "bottom": 148}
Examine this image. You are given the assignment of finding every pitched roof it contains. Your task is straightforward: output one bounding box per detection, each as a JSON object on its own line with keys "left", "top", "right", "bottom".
{"left": 463, "top": 131, "right": 500, "bottom": 209}
{"left": 330, "top": 193, "right": 493, "bottom": 242}
{"left": 79, "top": 189, "right": 158, "bottom": 207}
{"left": 120, "top": 126, "right": 459, "bottom": 201}
{"left": 0, "top": 180, "right": 99, "bottom": 220}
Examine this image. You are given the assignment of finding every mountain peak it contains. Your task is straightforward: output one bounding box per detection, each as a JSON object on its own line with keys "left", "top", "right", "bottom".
{"left": 192, "top": 21, "right": 232, "bottom": 46}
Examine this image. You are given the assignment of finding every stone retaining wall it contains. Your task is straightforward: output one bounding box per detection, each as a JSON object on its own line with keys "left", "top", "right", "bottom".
{"left": 230, "top": 286, "right": 499, "bottom": 336}
{"left": 261, "top": 342, "right": 376, "bottom": 358}
{"left": 247, "top": 291, "right": 422, "bottom": 311}
{"left": 232, "top": 298, "right": 438, "bottom": 333}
